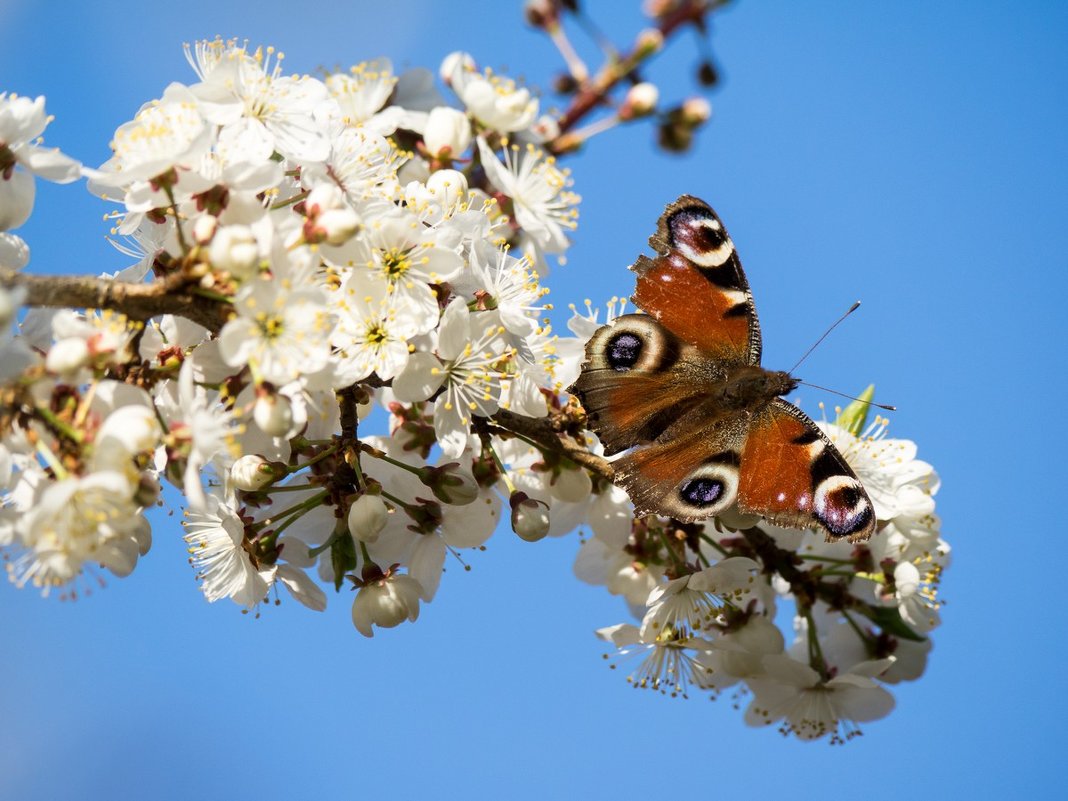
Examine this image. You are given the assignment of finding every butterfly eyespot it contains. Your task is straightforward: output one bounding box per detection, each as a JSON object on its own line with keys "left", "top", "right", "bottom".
{"left": 679, "top": 477, "right": 724, "bottom": 507}
{"left": 606, "top": 332, "right": 643, "bottom": 372}
{"left": 814, "top": 475, "right": 874, "bottom": 539}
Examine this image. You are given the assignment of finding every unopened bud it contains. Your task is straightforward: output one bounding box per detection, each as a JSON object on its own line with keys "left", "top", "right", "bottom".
{"left": 419, "top": 463, "right": 479, "bottom": 506}
{"left": 550, "top": 466, "right": 592, "bottom": 503}
{"left": 209, "top": 224, "right": 259, "bottom": 280}
{"left": 192, "top": 214, "right": 218, "bottom": 245}
{"left": 635, "top": 28, "right": 664, "bottom": 58}
{"left": 253, "top": 393, "right": 293, "bottom": 437}
{"left": 348, "top": 493, "right": 389, "bottom": 543}
{"left": 680, "top": 96, "right": 712, "bottom": 125}
{"left": 620, "top": 82, "right": 659, "bottom": 120}
{"left": 423, "top": 107, "right": 473, "bottom": 160}
{"left": 230, "top": 454, "right": 282, "bottom": 491}
{"left": 46, "top": 337, "right": 89, "bottom": 377}
{"left": 510, "top": 491, "right": 550, "bottom": 542}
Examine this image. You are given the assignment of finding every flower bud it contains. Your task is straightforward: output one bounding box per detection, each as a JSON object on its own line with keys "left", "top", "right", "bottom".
{"left": 0, "top": 232, "right": 30, "bottom": 271}
{"left": 230, "top": 454, "right": 281, "bottom": 491}
{"left": 192, "top": 214, "right": 218, "bottom": 245}
{"left": 620, "top": 82, "right": 659, "bottom": 120}
{"left": 418, "top": 463, "right": 479, "bottom": 506}
{"left": 304, "top": 183, "right": 346, "bottom": 215}
{"left": 423, "top": 107, "right": 473, "bottom": 159}
{"left": 425, "top": 169, "right": 468, "bottom": 210}
{"left": 635, "top": 28, "right": 664, "bottom": 57}
{"left": 209, "top": 224, "right": 259, "bottom": 280}
{"left": 253, "top": 393, "right": 293, "bottom": 437}
{"left": 45, "top": 337, "right": 89, "bottom": 376}
{"left": 680, "top": 96, "right": 712, "bottom": 126}
{"left": 348, "top": 493, "right": 389, "bottom": 543}
{"left": 510, "top": 491, "right": 550, "bottom": 542}
{"left": 312, "top": 207, "right": 361, "bottom": 244}
{"left": 550, "top": 465, "right": 592, "bottom": 503}
{"left": 351, "top": 574, "right": 423, "bottom": 637}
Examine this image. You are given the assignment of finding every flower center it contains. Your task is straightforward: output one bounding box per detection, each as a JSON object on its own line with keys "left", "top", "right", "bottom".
{"left": 379, "top": 248, "right": 413, "bottom": 280}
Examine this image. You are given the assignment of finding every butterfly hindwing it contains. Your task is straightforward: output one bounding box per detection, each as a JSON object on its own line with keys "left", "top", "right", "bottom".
{"left": 737, "top": 399, "right": 875, "bottom": 542}
{"left": 569, "top": 314, "right": 717, "bottom": 456}
{"left": 632, "top": 195, "right": 762, "bottom": 365}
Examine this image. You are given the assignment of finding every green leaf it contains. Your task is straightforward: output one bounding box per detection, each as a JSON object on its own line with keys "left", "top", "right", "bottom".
{"left": 857, "top": 603, "right": 927, "bottom": 642}
{"left": 835, "top": 384, "right": 875, "bottom": 436}
{"left": 331, "top": 534, "right": 357, "bottom": 592}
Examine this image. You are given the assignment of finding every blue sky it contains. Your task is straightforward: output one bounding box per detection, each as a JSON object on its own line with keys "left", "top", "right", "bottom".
{"left": 2, "top": 1, "right": 1065, "bottom": 798}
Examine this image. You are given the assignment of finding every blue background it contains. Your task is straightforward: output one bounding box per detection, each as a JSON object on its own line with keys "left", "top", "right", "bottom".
{"left": 2, "top": 1, "right": 1065, "bottom": 798}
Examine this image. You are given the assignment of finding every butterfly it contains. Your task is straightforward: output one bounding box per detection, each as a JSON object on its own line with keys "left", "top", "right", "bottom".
{"left": 568, "top": 195, "right": 876, "bottom": 542}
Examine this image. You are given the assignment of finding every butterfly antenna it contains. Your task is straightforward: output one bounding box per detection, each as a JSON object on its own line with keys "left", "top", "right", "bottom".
{"left": 789, "top": 300, "right": 862, "bottom": 374}
{"left": 797, "top": 381, "right": 897, "bottom": 412}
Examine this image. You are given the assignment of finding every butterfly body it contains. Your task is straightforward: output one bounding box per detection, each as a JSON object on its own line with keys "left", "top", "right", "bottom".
{"left": 569, "top": 196, "right": 875, "bottom": 542}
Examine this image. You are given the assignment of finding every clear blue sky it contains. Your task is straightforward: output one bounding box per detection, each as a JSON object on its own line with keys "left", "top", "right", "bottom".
{"left": 2, "top": 2, "right": 1065, "bottom": 798}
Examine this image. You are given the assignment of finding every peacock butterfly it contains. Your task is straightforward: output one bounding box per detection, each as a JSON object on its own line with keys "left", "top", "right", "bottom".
{"left": 569, "top": 195, "right": 876, "bottom": 542}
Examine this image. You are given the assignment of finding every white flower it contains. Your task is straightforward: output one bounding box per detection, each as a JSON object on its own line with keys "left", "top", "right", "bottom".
{"left": 186, "top": 38, "right": 329, "bottom": 163}
{"left": 446, "top": 53, "right": 539, "bottom": 132}
{"left": 351, "top": 573, "right": 423, "bottom": 637}
{"left": 330, "top": 272, "right": 422, "bottom": 384}
{"left": 477, "top": 137, "right": 579, "bottom": 254}
{"left": 325, "top": 59, "right": 398, "bottom": 129}
{"left": 467, "top": 243, "right": 548, "bottom": 338}
{"left": 218, "top": 279, "right": 333, "bottom": 386}
{"left": 92, "top": 86, "right": 211, "bottom": 186}
{"left": 182, "top": 490, "right": 272, "bottom": 607}
{"left": 596, "top": 622, "right": 717, "bottom": 698}
{"left": 12, "top": 472, "right": 146, "bottom": 592}
{"left": 306, "top": 124, "right": 400, "bottom": 206}
{"left": 347, "top": 206, "right": 462, "bottom": 329}
{"left": 744, "top": 654, "right": 896, "bottom": 742}
{"left": 393, "top": 300, "right": 513, "bottom": 458}
{"left": 0, "top": 93, "right": 81, "bottom": 230}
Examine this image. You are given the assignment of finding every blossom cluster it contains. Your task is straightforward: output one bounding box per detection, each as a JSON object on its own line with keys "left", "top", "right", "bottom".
{"left": 0, "top": 33, "right": 947, "bottom": 743}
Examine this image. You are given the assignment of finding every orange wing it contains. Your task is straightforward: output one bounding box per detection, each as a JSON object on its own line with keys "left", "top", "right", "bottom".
{"left": 738, "top": 400, "right": 875, "bottom": 542}
{"left": 632, "top": 195, "right": 762, "bottom": 365}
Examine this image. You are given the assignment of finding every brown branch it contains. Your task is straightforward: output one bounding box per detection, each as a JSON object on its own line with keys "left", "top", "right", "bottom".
{"left": 0, "top": 267, "right": 230, "bottom": 332}
{"left": 548, "top": 0, "right": 712, "bottom": 152}
{"left": 490, "top": 407, "right": 613, "bottom": 477}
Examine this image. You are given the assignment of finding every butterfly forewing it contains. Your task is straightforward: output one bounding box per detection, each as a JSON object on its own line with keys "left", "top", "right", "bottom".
{"left": 632, "top": 195, "right": 762, "bottom": 366}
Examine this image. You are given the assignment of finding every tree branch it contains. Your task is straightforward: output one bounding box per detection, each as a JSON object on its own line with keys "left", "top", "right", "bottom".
{"left": 490, "top": 407, "right": 613, "bottom": 477}
{"left": 0, "top": 267, "right": 229, "bottom": 332}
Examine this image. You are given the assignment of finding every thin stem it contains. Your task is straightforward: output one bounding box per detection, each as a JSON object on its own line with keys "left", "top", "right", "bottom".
{"left": 34, "top": 404, "right": 84, "bottom": 445}
{"left": 256, "top": 490, "right": 328, "bottom": 530}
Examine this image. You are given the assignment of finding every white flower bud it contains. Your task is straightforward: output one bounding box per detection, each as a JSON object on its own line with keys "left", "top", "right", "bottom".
{"left": 208, "top": 224, "right": 259, "bottom": 280}
{"left": 230, "top": 454, "right": 275, "bottom": 491}
{"left": 511, "top": 493, "right": 550, "bottom": 542}
{"left": 423, "top": 107, "right": 472, "bottom": 158}
{"left": 305, "top": 183, "right": 346, "bottom": 215}
{"left": 347, "top": 493, "right": 388, "bottom": 543}
{"left": 315, "top": 207, "right": 361, "bottom": 244}
{"left": 0, "top": 232, "right": 30, "bottom": 270}
{"left": 351, "top": 574, "right": 423, "bottom": 637}
{"left": 623, "top": 82, "right": 659, "bottom": 118}
{"left": 253, "top": 393, "right": 293, "bottom": 437}
{"left": 96, "top": 405, "right": 162, "bottom": 456}
{"left": 635, "top": 28, "right": 664, "bottom": 56}
{"left": 680, "top": 97, "right": 712, "bottom": 125}
{"left": 45, "top": 337, "right": 89, "bottom": 376}
{"left": 550, "top": 466, "right": 593, "bottom": 503}
{"left": 426, "top": 169, "right": 468, "bottom": 210}
{"left": 192, "top": 214, "right": 218, "bottom": 245}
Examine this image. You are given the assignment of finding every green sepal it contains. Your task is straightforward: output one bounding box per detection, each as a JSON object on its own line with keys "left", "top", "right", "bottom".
{"left": 331, "top": 534, "right": 357, "bottom": 592}
{"left": 857, "top": 603, "right": 927, "bottom": 643}
{"left": 835, "top": 384, "right": 875, "bottom": 437}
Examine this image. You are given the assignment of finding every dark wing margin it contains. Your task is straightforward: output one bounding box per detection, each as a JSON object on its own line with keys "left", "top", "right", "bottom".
{"left": 631, "top": 195, "right": 762, "bottom": 366}
{"left": 737, "top": 399, "right": 875, "bottom": 543}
